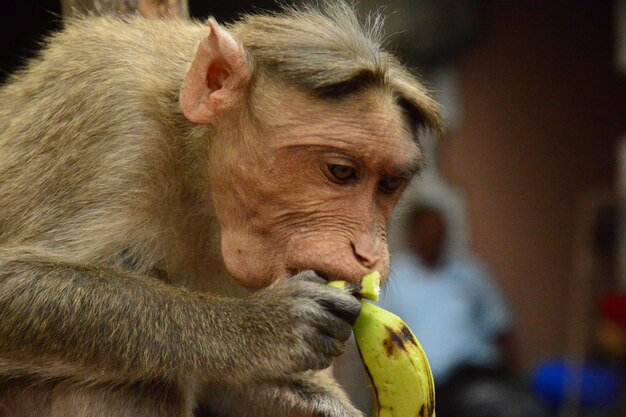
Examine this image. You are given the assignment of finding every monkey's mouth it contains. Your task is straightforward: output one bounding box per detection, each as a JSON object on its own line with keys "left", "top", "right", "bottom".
{"left": 286, "top": 267, "right": 334, "bottom": 282}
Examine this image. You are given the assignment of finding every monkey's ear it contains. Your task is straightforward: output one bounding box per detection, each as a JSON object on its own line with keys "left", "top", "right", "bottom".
{"left": 179, "top": 19, "right": 250, "bottom": 124}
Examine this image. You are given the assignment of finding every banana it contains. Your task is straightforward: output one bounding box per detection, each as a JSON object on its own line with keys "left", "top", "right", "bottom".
{"left": 329, "top": 272, "right": 436, "bottom": 417}
{"left": 353, "top": 300, "right": 436, "bottom": 417}
{"left": 327, "top": 271, "right": 381, "bottom": 301}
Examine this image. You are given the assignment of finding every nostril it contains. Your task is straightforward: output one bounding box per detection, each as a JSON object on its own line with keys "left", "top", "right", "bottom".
{"left": 351, "top": 241, "right": 377, "bottom": 268}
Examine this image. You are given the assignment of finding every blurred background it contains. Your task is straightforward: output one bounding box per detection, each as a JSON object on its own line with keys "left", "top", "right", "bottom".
{"left": 2, "top": 1, "right": 625, "bottom": 416}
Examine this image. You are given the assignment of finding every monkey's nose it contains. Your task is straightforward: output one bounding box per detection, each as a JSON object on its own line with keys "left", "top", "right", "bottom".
{"left": 351, "top": 235, "right": 382, "bottom": 269}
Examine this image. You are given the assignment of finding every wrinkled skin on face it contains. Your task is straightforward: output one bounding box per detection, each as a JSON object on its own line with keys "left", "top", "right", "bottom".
{"left": 211, "top": 83, "right": 421, "bottom": 289}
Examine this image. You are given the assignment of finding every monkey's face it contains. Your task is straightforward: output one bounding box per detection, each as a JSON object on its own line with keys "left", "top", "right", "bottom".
{"left": 211, "top": 86, "right": 421, "bottom": 289}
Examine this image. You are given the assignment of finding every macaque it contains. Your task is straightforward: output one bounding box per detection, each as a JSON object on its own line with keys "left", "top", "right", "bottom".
{"left": 0, "top": 2, "right": 441, "bottom": 416}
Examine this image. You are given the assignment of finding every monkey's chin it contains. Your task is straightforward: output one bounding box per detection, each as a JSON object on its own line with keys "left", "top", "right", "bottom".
{"left": 227, "top": 262, "right": 296, "bottom": 291}
{"left": 222, "top": 257, "right": 274, "bottom": 290}
{"left": 229, "top": 274, "right": 272, "bottom": 291}
{"left": 222, "top": 252, "right": 292, "bottom": 290}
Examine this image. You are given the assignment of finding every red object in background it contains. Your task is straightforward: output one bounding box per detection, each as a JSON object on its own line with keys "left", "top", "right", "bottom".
{"left": 601, "top": 293, "right": 626, "bottom": 328}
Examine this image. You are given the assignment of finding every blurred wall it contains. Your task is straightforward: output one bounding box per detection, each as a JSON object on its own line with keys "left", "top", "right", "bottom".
{"left": 441, "top": 1, "right": 626, "bottom": 371}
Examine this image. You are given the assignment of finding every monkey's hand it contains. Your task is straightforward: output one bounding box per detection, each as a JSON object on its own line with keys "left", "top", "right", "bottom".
{"left": 0, "top": 246, "right": 358, "bottom": 385}
{"left": 197, "top": 369, "right": 363, "bottom": 417}
{"left": 241, "top": 271, "right": 361, "bottom": 379}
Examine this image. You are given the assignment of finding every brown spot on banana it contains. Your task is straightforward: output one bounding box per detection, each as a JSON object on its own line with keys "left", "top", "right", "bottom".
{"left": 382, "top": 324, "right": 420, "bottom": 356}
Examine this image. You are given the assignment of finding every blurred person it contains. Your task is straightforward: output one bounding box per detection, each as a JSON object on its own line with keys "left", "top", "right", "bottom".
{"left": 379, "top": 204, "right": 548, "bottom": 417}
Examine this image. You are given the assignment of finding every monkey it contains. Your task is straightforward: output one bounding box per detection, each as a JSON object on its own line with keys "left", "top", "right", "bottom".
{"left": 0, "top": 2, "right": 441, "bottom": 416}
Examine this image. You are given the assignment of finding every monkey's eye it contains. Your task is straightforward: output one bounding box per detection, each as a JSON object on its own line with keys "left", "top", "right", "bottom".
{"left": 379, "top": 176, "right": 405, "bottom": 194}
{"left": 327, "top": 164, "right": 358, "bottom": 183}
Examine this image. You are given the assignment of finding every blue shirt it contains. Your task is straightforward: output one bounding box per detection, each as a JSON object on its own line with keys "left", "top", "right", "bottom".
{"left": 378, "top": 251, "right": 513, "bottom": 384}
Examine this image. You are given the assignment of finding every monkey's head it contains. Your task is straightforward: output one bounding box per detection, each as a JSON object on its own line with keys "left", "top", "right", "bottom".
{"left": 180, "top": 4, "right": 442, "bottom": 289}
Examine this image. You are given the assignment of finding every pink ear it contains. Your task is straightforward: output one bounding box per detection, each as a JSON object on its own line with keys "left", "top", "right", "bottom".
{"left": 179, "top": 19, "right": 250, "bottom": 125}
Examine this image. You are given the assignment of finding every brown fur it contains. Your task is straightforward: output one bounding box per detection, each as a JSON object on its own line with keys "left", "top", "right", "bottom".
{"left": 0, "top": 2, "right": 440, "bottom": 416}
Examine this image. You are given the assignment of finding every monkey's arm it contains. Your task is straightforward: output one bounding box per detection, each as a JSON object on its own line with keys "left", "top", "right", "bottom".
{"left": 197, "top": 370, "right": 363, "bottom": 417}
{"left": 0, "top": 247, "right": 359, "bottom": 385}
